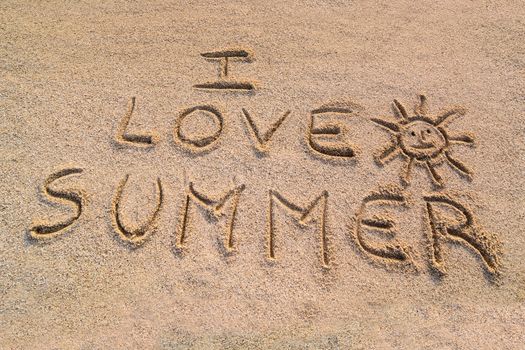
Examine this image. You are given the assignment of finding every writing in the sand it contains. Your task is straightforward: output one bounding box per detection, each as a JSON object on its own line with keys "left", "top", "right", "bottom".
{"left": 28, "top": 169, "right": 501, "bottom": 277}
{"left": 28, "top": 48, "right": 501, "bottom": 279}
{"left": 116, "top": 97, "right": 358, "bottom": 159}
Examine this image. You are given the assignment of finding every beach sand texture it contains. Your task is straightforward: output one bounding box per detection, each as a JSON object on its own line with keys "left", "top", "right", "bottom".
{"left": 1, "top": 0, "right": 525, "bottom": 348}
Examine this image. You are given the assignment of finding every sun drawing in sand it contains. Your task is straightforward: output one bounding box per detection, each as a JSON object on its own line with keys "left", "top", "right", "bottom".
{"left": 372, "top": 95, "right": 474, "bottom": 187}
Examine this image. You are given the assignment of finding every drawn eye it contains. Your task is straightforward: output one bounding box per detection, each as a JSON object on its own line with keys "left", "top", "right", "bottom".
{"left": 411, "top": 131, "right": 416, "bottom": 136}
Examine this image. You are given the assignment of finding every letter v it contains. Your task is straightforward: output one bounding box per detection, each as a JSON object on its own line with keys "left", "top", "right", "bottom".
{"left": 241, "top": 108, "right": 291, "bottom": 152}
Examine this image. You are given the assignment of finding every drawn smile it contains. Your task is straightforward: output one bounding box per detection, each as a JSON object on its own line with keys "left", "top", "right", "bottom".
{"left": 411, "top": 143, "right": 434, "bottom": 149}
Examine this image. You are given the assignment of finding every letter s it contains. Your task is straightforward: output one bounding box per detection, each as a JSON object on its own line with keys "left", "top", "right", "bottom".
{"left": 29, "top": 167, "right": 85, "bottom": 239}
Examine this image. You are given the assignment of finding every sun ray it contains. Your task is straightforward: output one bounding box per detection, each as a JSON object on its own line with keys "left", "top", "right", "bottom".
{"left": 444, "top": 151, "right": 473, "bottom": 179}
{"left": 434, "top": 107, "right": 466, "bottom": 126}
{"left": 425, "top": 161, "right": 443, "bottom": 187}
{"left": 447, "top": 133, "right": 475, "bottom": 145}
{"left": 370, "top": 118, "right": 400, "bottom": 133}
{"left": 375, "top": 143, "right": 402, "bottom": 165}
{"left": 392, "top": 99, "right": 409, "bottom": 120}
{"left": 400, "top": 158, "right": 414, "bottom": 186}
{"left": 414, "top": 94, "right": 428, "bottom": 116}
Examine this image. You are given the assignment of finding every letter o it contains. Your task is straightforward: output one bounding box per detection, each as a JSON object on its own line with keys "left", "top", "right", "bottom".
{"left": 173, "top": 105, "right": 223, "bottom": 151}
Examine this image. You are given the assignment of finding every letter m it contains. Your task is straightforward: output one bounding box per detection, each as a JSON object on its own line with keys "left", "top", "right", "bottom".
{"left": 176, "top": 182, "right": 245, "bottom": 253}
{"left": 268, "top": 190, "right": 329, "bottom": 267}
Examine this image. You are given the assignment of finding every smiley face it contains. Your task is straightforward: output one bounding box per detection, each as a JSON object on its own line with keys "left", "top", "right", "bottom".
{"left": 399, "top": 121, "right": 446, "bottom": 159}
{"left": 372, "top": 96, "right": 473, "bottom": 186}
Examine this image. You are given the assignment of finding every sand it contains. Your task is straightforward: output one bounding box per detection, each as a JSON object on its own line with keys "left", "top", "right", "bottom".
{"left": 1, "top": 0, "right": 525, "bottom": 349}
